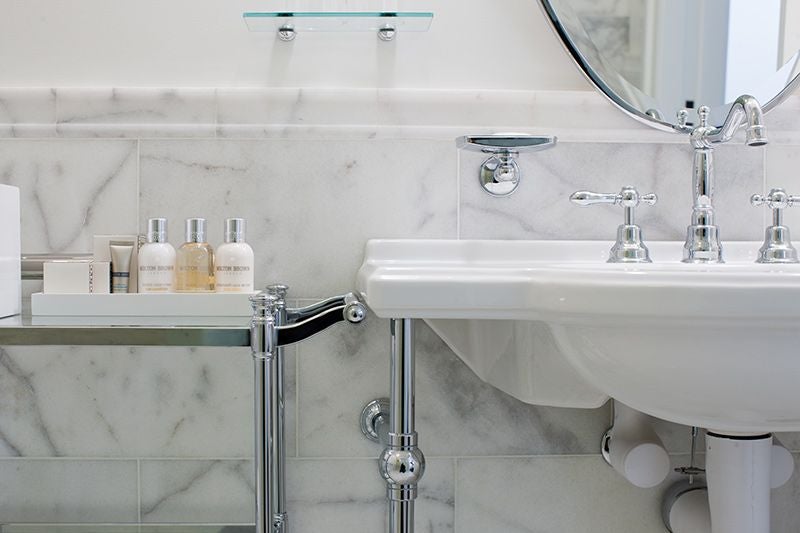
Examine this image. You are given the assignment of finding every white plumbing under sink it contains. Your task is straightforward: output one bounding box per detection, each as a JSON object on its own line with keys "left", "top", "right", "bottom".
{"left": 356, "top": 238, "right": 800, "bottom": 433}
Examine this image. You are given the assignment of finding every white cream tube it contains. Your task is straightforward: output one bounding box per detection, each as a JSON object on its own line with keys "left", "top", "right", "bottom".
{"left": 109, "top": 241, "right": 134, "bottom": 294}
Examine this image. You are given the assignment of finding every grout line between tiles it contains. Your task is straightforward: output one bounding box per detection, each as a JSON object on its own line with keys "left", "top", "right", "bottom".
{"left": 295, "top": 339, "right": 301, "bottom": 458}
{"left": 456, "top": 148, "right": 461, "bottom": 240}
{"left": 136, "top": 138, "right": 141, "bottom": 234}
{"left": 136, "top": 459, "right": 142, "bottom": 524}
{"left": 453, "top": 457, "right": 459, "bottom": 533}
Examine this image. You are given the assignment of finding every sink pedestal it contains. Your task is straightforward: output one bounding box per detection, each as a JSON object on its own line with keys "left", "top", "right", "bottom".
{"left": 706, "top": 433, "right": 772, "bottom": 533}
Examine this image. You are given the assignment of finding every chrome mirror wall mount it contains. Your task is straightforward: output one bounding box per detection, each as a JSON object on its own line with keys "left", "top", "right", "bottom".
{"left": 751, "top": 188, "right": 800, "bottom": 264}
{"left": 570, "top": 186, "right": 657, "bottom": 263}
{"left": 456, "top": 134, "right": 557, "bottom": 196}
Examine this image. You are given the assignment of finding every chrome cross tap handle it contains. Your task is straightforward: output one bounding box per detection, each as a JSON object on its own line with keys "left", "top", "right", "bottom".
{"left": 750, "top": 188, "right": 800, "bottom": 263}
{"left": 570, "top": 186, "right": 657, "bottom": 263}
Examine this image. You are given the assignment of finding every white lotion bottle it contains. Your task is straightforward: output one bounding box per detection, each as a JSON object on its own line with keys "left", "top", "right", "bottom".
{"left": 138, "top": 218, "right": 176, "bottom": 293}
{"left": 215, "top": 218, "right": 254, "bottom": 293}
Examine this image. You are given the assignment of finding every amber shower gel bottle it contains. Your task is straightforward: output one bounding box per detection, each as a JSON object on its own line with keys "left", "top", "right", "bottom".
{"left": 176, "top": 218, "right": 214, "bottom": 292}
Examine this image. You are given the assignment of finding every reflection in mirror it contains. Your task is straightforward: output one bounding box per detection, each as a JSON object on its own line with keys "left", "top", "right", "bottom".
{"left": 541, "top": 0, "right": 800, "bottom": 130}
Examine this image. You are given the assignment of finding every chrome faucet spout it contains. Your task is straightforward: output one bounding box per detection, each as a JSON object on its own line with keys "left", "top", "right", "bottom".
{"left": 683, "top": 96, "right": 767, "bottom": 263}
{"left": 697, "top": 95, "right": 768, "bottom": 148}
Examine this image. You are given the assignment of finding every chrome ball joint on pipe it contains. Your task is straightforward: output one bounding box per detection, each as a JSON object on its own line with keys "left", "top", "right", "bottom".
{"left": 360, "top": 318, "right": 426, "bottom": 533}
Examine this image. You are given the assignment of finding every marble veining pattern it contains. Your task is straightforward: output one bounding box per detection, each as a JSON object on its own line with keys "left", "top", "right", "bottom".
{"left": 459, "top": 141, "right": 765, "bottom": 242}
{"left": 0, "top": 346, "right": 269, "bottom": 458}
{"left": 0, "top": 139, "right": 138, "bottom": 252}
{"left": 139, "top": 139, "right": 458, "bottom": 297}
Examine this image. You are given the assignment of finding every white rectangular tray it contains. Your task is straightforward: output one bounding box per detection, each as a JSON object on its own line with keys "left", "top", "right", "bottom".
{"left": 31, "top": 292, "right": 257, "bottom": 317}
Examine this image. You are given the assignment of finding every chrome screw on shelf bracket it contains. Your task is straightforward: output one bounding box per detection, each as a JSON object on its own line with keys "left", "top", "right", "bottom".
{"left": 277, "top": 25, "right": 296, "bottom": 41}
{"left": 378, "top": 25, "right": 397, "bottom": 41}
{"left": 456, "top": 134, "right": 557, "bottom": 196}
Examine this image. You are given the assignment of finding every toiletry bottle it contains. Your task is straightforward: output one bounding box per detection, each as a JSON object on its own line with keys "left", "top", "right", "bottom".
{"left": 138, "top": 218, "right": 176, "bottom": 293}
{"left": 176, "top": 218, "right": 214, "bottom": 292}
{"left": 215, "top": 218, "right": 255, "bottom": 293}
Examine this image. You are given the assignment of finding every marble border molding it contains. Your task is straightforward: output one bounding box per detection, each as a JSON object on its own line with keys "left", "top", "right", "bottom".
{"left": 2, "top": 86, "right": 783, "bottom": 143}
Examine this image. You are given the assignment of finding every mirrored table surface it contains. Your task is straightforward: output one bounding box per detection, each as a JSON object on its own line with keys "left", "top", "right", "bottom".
{"left": 0, "top": 304, "right": 251, "bottom": 347}
{"left": 0, "top": 526, "right": 254, "bottom": 533}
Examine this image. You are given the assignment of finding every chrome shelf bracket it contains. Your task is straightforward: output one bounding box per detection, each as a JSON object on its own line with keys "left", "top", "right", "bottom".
{"left": 250, "top": 284, "right": 367, "bottom": 533}
{"left": 456, "top": 134, "right": 557, "bottom": 196}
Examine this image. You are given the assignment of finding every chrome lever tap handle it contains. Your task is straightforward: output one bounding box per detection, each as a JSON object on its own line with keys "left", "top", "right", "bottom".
{"left": 750, "top": 188, "right": 800, "bottom": 263}
{"left": 569, "top": 186, "right": 657, "bottom": 263}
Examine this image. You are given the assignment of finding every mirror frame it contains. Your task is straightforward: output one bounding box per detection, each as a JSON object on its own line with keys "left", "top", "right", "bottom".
{"left": 537, "top": 0, "right": 800, "bottom": 133}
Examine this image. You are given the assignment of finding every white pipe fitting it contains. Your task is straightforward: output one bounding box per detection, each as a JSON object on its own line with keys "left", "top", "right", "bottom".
{"left": 603, "top": 402, "right": 670, "bottom": 488}
{"left": 665, "top": 435, "right": 795, "bottom": 533}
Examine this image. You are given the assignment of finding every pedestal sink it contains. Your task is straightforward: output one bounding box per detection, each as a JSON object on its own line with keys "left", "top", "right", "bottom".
{"left": 357, "top": 238, "right": 800, "bottom": 533}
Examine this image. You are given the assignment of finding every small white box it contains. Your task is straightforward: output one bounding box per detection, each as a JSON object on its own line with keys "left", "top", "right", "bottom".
{"left": 30, "top": 292, "right": 256, "bottom": 317}
{"left": 0, "top": 184, "right": 20, "bottom": 318}
{"left": 93, "top": 235, "right": 142, "bottom": 293}
{"left": 43, "top": 261, "right": 111, "bottom": 294}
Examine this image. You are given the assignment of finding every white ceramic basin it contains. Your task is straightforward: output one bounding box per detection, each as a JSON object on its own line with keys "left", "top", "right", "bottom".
{"left": 357, "top": 239, "right": 800, "bottom": 433}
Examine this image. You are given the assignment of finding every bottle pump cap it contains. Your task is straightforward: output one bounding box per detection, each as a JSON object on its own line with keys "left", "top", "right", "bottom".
{"left": 185, "top": 218, "right": 207, "bottom": 243}
{"left": 147, "top": 218, "right": 168, "bottom": 244}
{"left": 224, "top": 218, "right": 246, "bottom": 243}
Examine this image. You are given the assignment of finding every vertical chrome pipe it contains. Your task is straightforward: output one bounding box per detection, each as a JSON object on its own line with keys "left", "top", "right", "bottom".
{"left": 390, "top": 318, "right": 415, "bottom": 436}
{"left": 251, "top": 290, "right": 287, "bottom": 533}
{"left": 381, "top": 318, "right": 425, "bottom": 533}
{"left": 271, "top": 291, "right": 288, "bottom": 533}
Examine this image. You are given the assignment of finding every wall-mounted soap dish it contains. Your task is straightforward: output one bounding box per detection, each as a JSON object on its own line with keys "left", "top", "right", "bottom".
{"left": 456, "top": 134, "right": 557, "bottom": 196}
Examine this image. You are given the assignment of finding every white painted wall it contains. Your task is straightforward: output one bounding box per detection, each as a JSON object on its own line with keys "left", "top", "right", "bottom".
{"left": 0, "top": 0, "right": 589, "bottom": 89}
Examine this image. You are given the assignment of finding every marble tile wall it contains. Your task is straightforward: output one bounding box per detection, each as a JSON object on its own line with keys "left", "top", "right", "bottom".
{"left": 0, "top": 87, "right": 798, "bottom": 532}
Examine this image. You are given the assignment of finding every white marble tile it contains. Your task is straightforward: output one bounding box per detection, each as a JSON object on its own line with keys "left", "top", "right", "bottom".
{"left": 139, "top": 139, "right": 457, "bottom": 298}
{"left": 289, "top": 457, "right": 454, "bottom": 533}
{"left": 215, "top": 88, "right": 669, "bottom": 143}
{"left": 139, "top": 457, "right": 454, "bottom": 531}
{"left": 456, "top": 455, "right": 682, "bottom": 533}
{"left": 140, "top": 460, "right": 252, "bottom": 524}
{"left": 457, "top": 453, "right": 800, "bottom": 533}
{"left": 765, "top": 145, "right": 800, "bottom": 230}
{"left": 56, "top": 88, "right": 216, "bottom": 138}
{"left": 216, "top": 88, "right": 381, "bottom": 129}
{"left": 0, "top": 458, "right": 138, "bottom": 523}
{"left": 297, "top": 315, "right": 609, "bottom": 458}
{"left": 459, "top": 142, "right": 765, "bottom": 243}
{"left": 0, "top": 345, "right": 293, "bottom": 458}
{"left": 0, "top": 139, "right": 138, "bottom": 252}
{"left": 0, "top": 89, "right": 57, "bottom": 138}
{"left": 772, "top": 452, "right": 800, "bottom": 532}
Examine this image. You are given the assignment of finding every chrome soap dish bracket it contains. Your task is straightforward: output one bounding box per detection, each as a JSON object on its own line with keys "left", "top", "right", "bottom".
{"left": 456, "top": 134, "right": 557, "bottom": 196}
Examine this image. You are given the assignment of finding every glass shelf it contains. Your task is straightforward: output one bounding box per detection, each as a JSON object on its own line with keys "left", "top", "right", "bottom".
{"left": 0, "top": 303, "right": 250, "bottom": 347}
{"left": 0, "top": 526, "right": 253, "bottom": 533}
{"left": 243, "top": 11, "right": 433, "bottom": 39}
